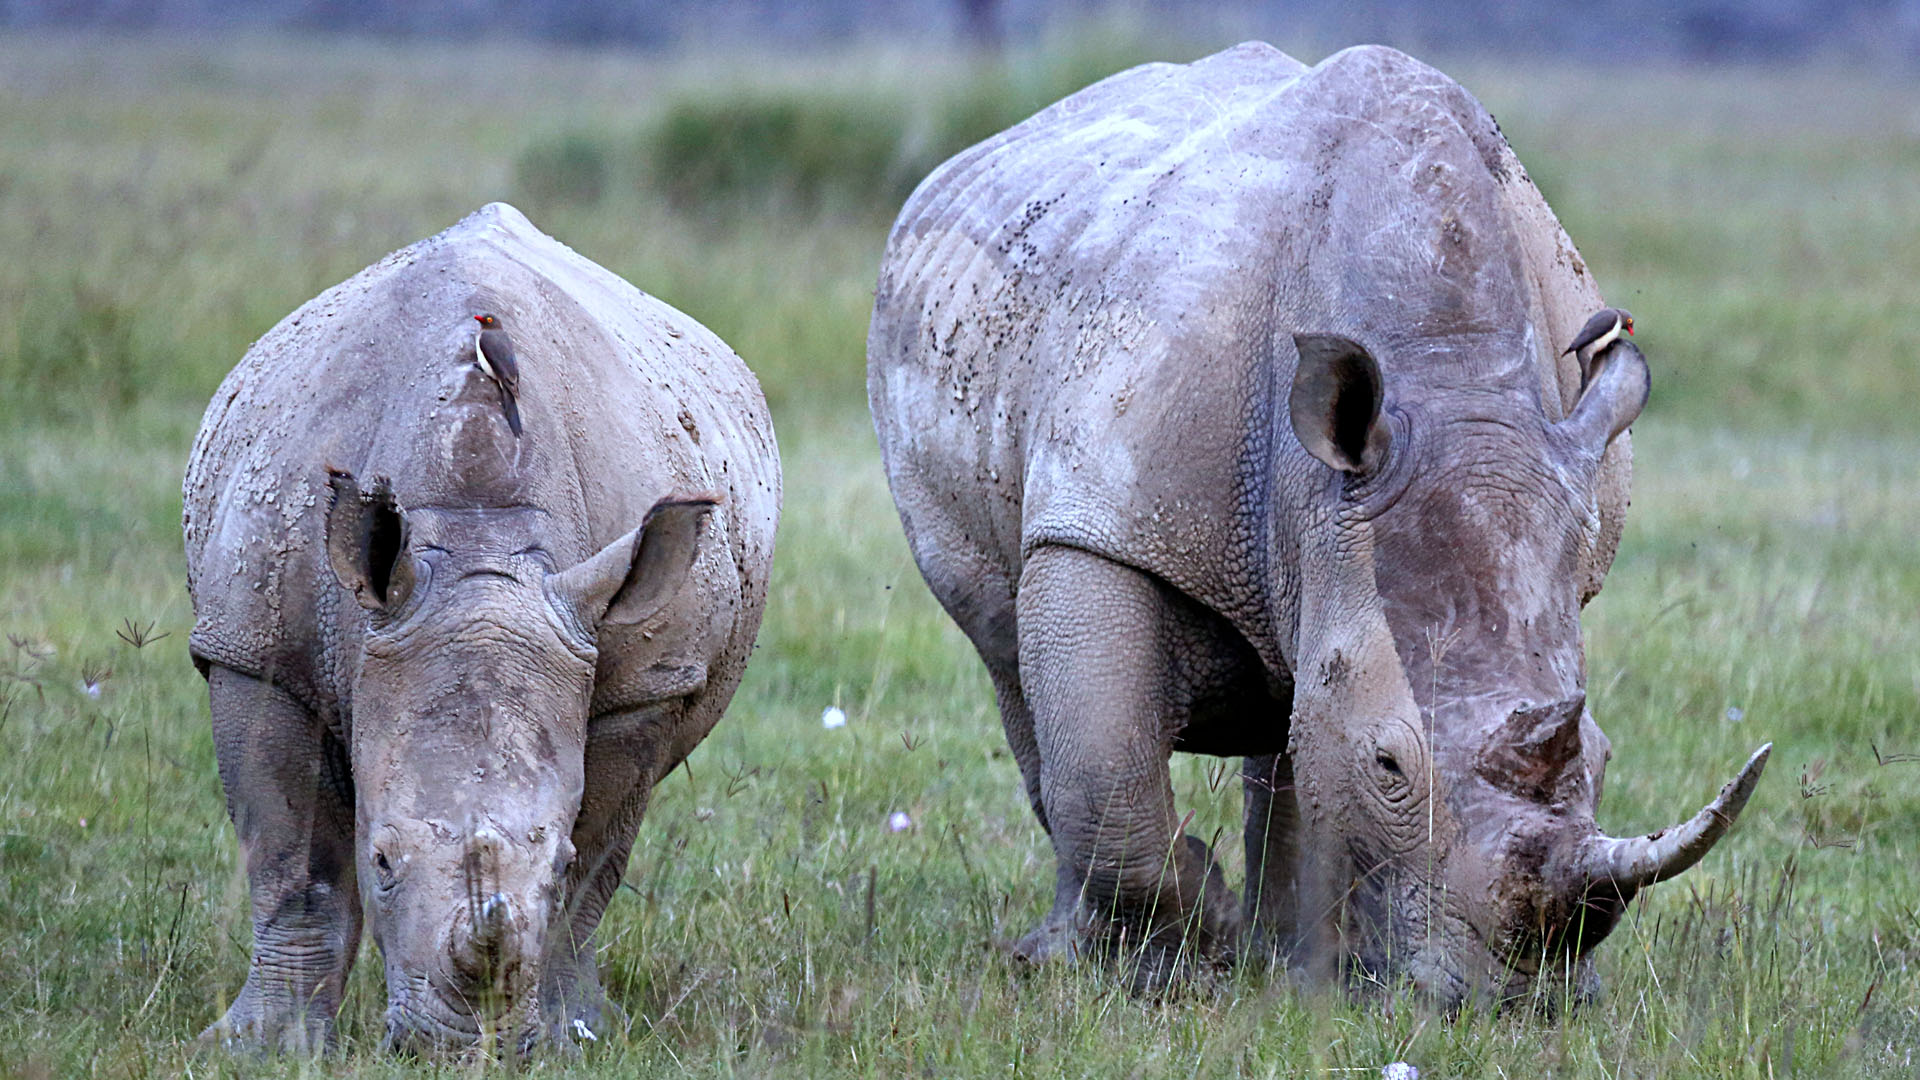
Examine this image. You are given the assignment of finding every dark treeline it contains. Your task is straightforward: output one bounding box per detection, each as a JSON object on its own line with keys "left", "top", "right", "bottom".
{"left": 4, "top": 0, "right": 1920, "bottom": 63}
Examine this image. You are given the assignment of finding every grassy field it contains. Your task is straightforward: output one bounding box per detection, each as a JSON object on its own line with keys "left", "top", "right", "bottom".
{"left": 1, "top": 30, "right": 1916, "bottom": 1078}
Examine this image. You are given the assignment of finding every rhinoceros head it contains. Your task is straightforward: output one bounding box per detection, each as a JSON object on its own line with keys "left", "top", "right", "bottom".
{"left": 1281, "top": 333, "right": 1767, "bottom": 1007}
{"left": 324, "top": 470, "right": 714, "bottom": 1051}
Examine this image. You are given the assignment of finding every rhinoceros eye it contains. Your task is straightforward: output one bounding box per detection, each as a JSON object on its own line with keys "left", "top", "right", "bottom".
{"left": 372, "top": 850, "right": 396, "bottom": 890}
{"left": 1375, "top": 751, "right": 1405, "bottom": 778}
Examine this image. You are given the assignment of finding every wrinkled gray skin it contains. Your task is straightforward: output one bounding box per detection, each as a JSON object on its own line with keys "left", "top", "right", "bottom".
{"left": 184, "top": 203, "right": 780, "bottom": 1053}
{"left": 869, "top": 44, "right": 1767, "bottom": 1004}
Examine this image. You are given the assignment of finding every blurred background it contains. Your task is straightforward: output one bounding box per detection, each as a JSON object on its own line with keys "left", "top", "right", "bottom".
{"left": 9, "top": 0, "right": 1920, "bottom": 61}
{"left": 1, "top": 2, "right": 1916, "bottom": 1074}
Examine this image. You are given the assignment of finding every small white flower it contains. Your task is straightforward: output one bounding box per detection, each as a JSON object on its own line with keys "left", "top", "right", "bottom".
{"left": 821, "top": 706, "right": 848, "bottom": 729}
{"left": 571, "top": 1018, "right": 597, "bottom": 1042}
{"left": 1725, "top": 706, "right": 1745, "bottom": 723}
{"left": 1382, "top": 1064, "right": 1419, "bottom": 1080}
{"left": 693, "top": 807, "right": 714, "bottom": 822}
{"left": 888, "top": 811, "right": 912, "bottom": 832}
{"left": 82, "top": 682, "right": 102, "bottom": 699}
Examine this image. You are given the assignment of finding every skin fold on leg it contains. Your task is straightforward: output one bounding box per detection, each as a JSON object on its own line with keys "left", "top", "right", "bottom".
{"left": 202, "top": 664, "right": 362, "bottom": 1054}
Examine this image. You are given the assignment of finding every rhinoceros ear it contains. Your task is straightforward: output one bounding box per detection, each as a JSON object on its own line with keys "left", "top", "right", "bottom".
{"left": 1560, "top": 340, "right": 1649, "bottom": 453}
{"left": 553, "top": 493, "right": 721, "bottom": 629}
{"left": 1289, "top": 333, "right": 1391, "bottom": 474}
{"left": 324, "top": 469, "right": 418, "bottom": 613}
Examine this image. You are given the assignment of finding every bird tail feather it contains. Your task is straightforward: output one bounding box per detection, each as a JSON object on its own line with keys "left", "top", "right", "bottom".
{"left": 500, "top": 388, "right": 523, "bottom": 437}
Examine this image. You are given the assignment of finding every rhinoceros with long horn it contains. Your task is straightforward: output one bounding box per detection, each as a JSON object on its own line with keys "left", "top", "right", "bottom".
{"left": 184, "top": 203, "right": 780, "bottom": 1052}
{"left": 868, "top": 43, "right": 1767, "bottom": 1002}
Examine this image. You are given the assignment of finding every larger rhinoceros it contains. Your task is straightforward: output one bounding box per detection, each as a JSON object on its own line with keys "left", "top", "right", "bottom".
{"left": 868, "top": 43, "right": 1767, "bottom": 1002}
{"left": 183, "top": 202, "right": 780, "bottom": 1052}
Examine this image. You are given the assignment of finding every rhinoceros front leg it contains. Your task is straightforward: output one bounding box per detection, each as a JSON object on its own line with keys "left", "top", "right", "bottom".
{"left": 201, "top": 665, "right": 361, "bottom": 1054}
{"left": 541, "top": 701, "right": 675, "bottom": 1045}
{"left": 1242, "top": 752, "right": 1301, "bottom": 962}
{"left": 1014, "top": 545, "right": 1242, "bottom": 988}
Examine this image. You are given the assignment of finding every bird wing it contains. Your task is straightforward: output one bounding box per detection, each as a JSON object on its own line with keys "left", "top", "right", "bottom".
{"left": 1565, "top": 310, "right": 1614, "bottom": 355}
{"left": 479, "top": 328, "right": 520, "bottom": 391}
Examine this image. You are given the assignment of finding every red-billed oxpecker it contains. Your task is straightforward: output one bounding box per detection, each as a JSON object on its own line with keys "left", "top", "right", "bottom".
{"left": 472, "top": 313, "right": 523, "bottom": 437}
{"left": 1562, "top": 307, "right": 1635, "bottom": 389}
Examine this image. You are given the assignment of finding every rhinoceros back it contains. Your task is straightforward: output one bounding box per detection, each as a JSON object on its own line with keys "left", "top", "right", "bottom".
{"left": 184, "top": 202, "right": 779, "bottom": 720}
{"left": 869, "top": 43, "right": 1624, "bottom": 665}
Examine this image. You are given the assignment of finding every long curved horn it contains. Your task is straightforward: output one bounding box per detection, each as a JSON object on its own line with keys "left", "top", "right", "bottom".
{"left": 1582, "top": 743, "right": 1771, "bottom": 891}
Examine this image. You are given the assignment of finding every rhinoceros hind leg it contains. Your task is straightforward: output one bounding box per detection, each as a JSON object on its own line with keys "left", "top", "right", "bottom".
{"left": 1015, "top": 545, "right": 1243, "bottom": 981}
{"left": 987, "top": 664, "right": 1050, "bottom": 835}
{"left": 200, "top": 665, "right": 360, "bottom": 1054}
{"left": 908, "top": 531, "right": 1044, "bottom": 835}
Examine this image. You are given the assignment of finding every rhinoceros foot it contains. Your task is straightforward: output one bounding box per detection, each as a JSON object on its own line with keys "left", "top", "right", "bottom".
{"left": 1113, "top": 837, "right": 1241, "bottom": 995}
{"left": 197, "top": 983, "right": 335, "bottom": 1056}
{"left": 1119, "top": 939, "right": 1234, "bottom": 998}
{"left": 537, "top": 950, "right": 629, "bottom": 1051}
{"left": 1011, "top": 835, "right": 1241, "bottom": 995}
{"left": 1009, "top": 908, "right": 1086, "bottom": 967}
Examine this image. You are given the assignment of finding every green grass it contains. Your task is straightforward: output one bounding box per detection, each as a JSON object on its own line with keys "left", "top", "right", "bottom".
{"left": 1, "top": 30, "right": 1917, "bottom": 1078}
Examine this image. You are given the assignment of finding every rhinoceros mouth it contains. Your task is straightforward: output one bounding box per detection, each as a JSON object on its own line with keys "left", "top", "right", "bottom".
{"left": 383, "top": 975, "right": 540, "bottom": 1055}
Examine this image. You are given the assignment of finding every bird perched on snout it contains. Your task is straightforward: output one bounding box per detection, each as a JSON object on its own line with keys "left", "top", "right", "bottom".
{"left": 472, "top": 313, "right": 523, "bottom": 437}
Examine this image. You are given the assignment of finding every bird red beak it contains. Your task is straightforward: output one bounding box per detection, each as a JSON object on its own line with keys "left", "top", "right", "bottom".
{"left": 1626, "top": 325, "right": 1634, "bottom": 335}
{"left": 473, "top": 315, "right": 485, "bottom": 323}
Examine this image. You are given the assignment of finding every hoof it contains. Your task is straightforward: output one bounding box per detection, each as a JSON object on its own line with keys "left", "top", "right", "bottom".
{"left": 542, "top": 962, "right": 628, "bottom": 1050}
{"left": 545, "top": 1000, "right": 626, "bottom": 1051}
{"left": 1115, "top": 933, "right": 1232, "bottom": 997}
{"left": 1009, "top": 921, "right": 1083, "bottom": 966}
{"left": 197, "top": 1002, "right": 334, "bottom": 1056}
{"left": 1006, "top": 894, "right": 1094, "bottom": 966}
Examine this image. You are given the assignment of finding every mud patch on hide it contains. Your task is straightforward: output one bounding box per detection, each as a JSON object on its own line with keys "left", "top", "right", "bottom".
{"left": 1470, "top": 112, "right": 1513, "bottom": 184}
{"left": 1321, "top": 649, "right": 1351, "bottom": 687}
{"left": 1068, "top": 288, "right": 1153, "bottom": 383}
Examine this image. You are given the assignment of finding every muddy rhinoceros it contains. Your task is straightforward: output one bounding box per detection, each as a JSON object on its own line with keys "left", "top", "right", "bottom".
{"left": 868, "top": 43, "right": 1767, "bottom": 1002}
{"left": 183, "top": 203, "right": 780, "bottom": 1052}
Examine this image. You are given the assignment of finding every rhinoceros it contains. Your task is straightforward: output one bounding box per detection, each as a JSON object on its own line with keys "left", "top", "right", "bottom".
{"left": 183, "top": 203, "right": 780, "bottom": 1051}
{"left": 868, "top": 43, "right": 1767, "bottom": 1002}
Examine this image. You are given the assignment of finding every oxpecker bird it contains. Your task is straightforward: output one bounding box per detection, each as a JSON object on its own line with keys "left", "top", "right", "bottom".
{"left": 472, "top": 313, "right": 523, "bottom": 437}
{"left": 1562, "top": 307, "right": 1634, "bottom": 390}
